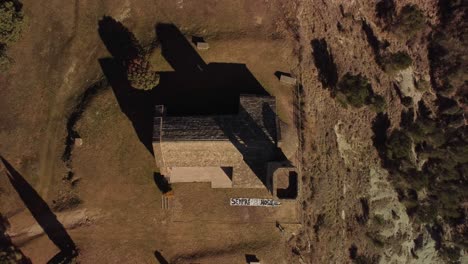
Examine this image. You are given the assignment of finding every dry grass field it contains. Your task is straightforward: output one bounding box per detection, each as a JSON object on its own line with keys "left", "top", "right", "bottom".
{"left": 1, "top": 0, "right": 301, "bottom": 263}
{"left": 3, "top": 0, "right": 463, "bottom": 263}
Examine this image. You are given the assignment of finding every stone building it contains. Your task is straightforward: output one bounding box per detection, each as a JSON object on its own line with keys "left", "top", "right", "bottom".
{"left": 152, "top": 94, "right": 289, "bottom": 189}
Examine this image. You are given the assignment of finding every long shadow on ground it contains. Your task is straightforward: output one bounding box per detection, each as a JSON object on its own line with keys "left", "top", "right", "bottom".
{"left": 311, "top": 38, "right": 338, "bottom": 90}
{"left": 1, "top": 157, "right": 77, "bottom": 264}
{"left": 98, "top": 18, "right": 289, "bottom": 185}
{"left": 98, "top": 18, "right": 268, "bottom": 151}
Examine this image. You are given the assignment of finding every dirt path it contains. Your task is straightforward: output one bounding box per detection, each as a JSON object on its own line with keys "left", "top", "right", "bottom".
{"left": 36, "top": 55, "right": 80, "bottom": 200}
{"left": 37, "top": 106, "right": 63, "bottom": 200}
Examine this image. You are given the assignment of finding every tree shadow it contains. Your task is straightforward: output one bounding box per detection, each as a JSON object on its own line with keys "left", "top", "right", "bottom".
{"left": 0, "top": 213, "right": 31, "bottom": 264}
{"left": 98, "top": 57, "right": 155, "bottom": 155}
{"left": 311, "top": 39, "right": 338, "bottom": 90}
{"left": 371, "top": 112, "right": 391, "bottom": 161}
{"left": 1, "top": 157, "right": 77, "bottom": 263}
{"left": 98, "top": 16, "right": 142, "bottom": 61}
{"left": 361, "top": 21, "right": 389, "bottom": 66}
{"left": 154, "top": 250, "right": 169, "bottom": 264}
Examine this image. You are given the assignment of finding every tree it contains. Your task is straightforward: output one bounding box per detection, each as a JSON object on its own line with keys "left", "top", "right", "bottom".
{"left": 0, "top": 0, "right": 24, "bottom": 44}
{"left": 386, "top": 130, "right": 412, "bottom": 160}
{"left": 0, "top": 0, "right": 24, "bottom": 72}
{"left": 380, "top": 51, "right": 412, "bottom": 74}
{"left": 369, "top": 94, "right": 386, "bottom": 113}
{"left": 337, "top": 73, "right": 372, "bottom": 108}
{"left": 393, "top": 5, "right": 425, "bottom": 37}
{"left": 126, "top": 57, "right": 159, "bottom": 90}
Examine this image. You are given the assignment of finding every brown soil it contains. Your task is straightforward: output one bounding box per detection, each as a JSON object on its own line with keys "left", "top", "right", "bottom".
{"left": 0, "top": 0, "right": 447, "bottom": 263}
{"left": 1, "top": 0, "right": 300, "bottom": 263}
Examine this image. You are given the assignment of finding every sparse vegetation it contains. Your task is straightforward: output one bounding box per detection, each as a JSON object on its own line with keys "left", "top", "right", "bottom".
{"left": 52, "top": 195, "right": 82, "bottom": 212}
{"left": 393, "top": 4, "right": 425, "bottom": 37}
{"left": 336, "top": 73, "right": 386, "bottom": 112}
{"left": 353, "top": 254, "right": 380, "bottom": 264}
{"left": 0, "top": 0, "right": 24, "bottom": 72}
{"left": 380, "top": 51, "right": 412, "bottom": 74}
{"left": 375, "top": 99, "right": 467, "bottom": 262}
{"left": 415, "top": 79, "right": 430, "bottom": 92}
{"left": 373, "top": 11, "right": 467, "bottom": 263}
{"left": 429, "top": 24, "right": 467, "bottom": 99}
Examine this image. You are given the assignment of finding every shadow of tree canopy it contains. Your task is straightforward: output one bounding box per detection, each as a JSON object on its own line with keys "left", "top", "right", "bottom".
{"left": 311, "top": 38, "right": 338, "bottom": 90}
{"left": 1, "top": 157, "right": 77, "bottom": 263}
{"left": 98, "top": 16, "right": 142, "bottom": 61}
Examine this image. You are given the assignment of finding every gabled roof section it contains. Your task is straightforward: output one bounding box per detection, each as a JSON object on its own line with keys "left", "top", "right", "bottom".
{"left": 153, "top": 95, "right": 278, "bottom": 143}
{"left": 159, "top": 116, "right": 232, "bottom": 141}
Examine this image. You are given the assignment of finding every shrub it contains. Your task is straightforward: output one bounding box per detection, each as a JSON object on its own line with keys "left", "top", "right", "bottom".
{"left": 354, "top": 254, "right": 380, "bottom": 264}
{"left": 393, "top": 4, "right": 425, "bottom": 37}
{"left": 386, "top": 130, "right": 412, "bottom": 160}
{"left": 369, "top": 94, "right": 386, "bottom": 113}
{"left": 439, "top": 246, "right": 461, "bottom": 264}
{"left": 401, "top": 96, "right": 413, "bottom": 107}
{"left": 365, "top": 232, "right": 385, "bottom": 248}
{"left": 126, "top": 57, "right": 160, "bottom": 90}
{"left": 0, "top": 0, "right": 24, "bottom": 44}
{"left": 407, "top": 118, "right": 437, "bottom": 143}
{"left": 415, "top": 79, "right": 430, "bottom": 91}
{"left": 337, "top": 73, "right": 372, "bottom": 108}
{"left": 381, "top": 51, "right": 412, "bottom": 73}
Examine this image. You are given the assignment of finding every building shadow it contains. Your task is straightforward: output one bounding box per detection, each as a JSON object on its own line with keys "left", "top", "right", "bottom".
{"left": 274, "top": 71, "right": 291, "bottom": 80}
{"left": 1, "top": 157, "right": 77, "bottom": 263}
{"left": 245, "top": 254, "right": 260, "bottom": 263}
{"left": 153, "top": 172, "right": 172, "bottom": 194}
{"left": 0, "top": 213, "right": 31, "bottom": 264}
{"left": 215, "top": 103, "right": 288, "bottom": 186}
{"left": 153, "top": 23, "right": 268, "bottom": 116}
{"left": 98, "top": 19, "right": 270, "bottom": 156}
